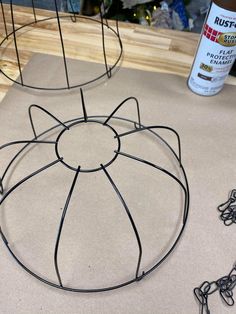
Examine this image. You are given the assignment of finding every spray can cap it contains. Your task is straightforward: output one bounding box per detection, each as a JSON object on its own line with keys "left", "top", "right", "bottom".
{"left": 214, "top": 0, "right": 236, "bottom": 11}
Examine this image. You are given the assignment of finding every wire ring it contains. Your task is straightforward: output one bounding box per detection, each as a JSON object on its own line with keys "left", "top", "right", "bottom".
{"left": 55, "top": 119, "right": 121, "bottom": 173}
{"left": 0, "top": 9, "right": 123, "bottom": 90}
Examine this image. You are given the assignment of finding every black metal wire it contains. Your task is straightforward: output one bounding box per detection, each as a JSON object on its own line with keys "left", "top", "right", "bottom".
{"left": 0, "top": 2, "right": 123, "bottom": 90}
{"left": 80, "top": 88, "right": 88, "bottom": 122}
{"left": 28, "top": 104, "right": 69, "bottom": 138}
{"left": 54, "top": 165, "right": 81, "bottom": 287}
{"left": 99, "top": 1, "right": 112, "bottom": 79}
{"left": 54, "top": 0, "right": 70, "bottom": 89}
{"left": 103, "top": 96, "right": 142, "bottom": 129}
{"left": 0, "top": 158, "right": 62, "bottom": 206}
{"left": 0, "top": 140, "right": 56, "bottom": 150}
{"left": 0, "top": 176, "right": 3, "bottom": 195}
{"left": 0, "top": 95, "right": 189, "bottom": 292}
{"left": 116, "top": 125, "right": 182, "bottom": 164}
{"left": 55, "top": 119, "right": 121, "bottom": 173}
{"left": 218, "top": 189, "right": 236, "bottom": 226}
{"left": 0, "top": 0, "right": 8, "bottom": 38}
{"left": 9, "top": 0, "right": 23, "bottom": 85}
{"left": 101, "top": 164, "right": 143, "bottom": 279}
{"left": 68, "top": 0, "right": 77, "bottom": 22}
{"left": 31, "top": 0, "right": 37, "bottom": 23}
{"left": 194, "top": 264, "right": 236, "bottom": 314}
{"left": 116, "top": 151, "right": 186, "bottom": 197}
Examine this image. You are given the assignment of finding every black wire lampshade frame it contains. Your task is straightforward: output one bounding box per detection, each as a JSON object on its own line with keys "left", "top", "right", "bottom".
{"left": 0, "top": 89, "right": 190, "bottom": 293}
{"left": 0, "top": 0, "right": 123, "bottom": 90}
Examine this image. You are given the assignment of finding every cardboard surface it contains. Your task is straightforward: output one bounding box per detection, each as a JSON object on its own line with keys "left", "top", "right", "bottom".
{"left": 0, "top": 54, "right": 236, "bottom": 314}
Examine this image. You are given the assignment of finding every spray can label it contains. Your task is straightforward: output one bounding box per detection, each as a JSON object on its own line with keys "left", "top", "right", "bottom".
{"left": 188, "top": 2, "right": 236, "bottom": 96}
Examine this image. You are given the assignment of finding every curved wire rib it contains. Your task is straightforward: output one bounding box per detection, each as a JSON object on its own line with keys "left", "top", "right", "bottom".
{"left": 101, "top": 164, "right": 143, "bottom": 279}
{"left": 99, "top": 2, "right": 112, "bottom": 79}
{"left": 115, "top": 19, "right": 119, "bottom": 38}
{"left": 80, "top": 89, "right": 88, "bottom": 122}
{"left": 116, "top": 125, "right": 182, "bottom": 164}
{"left": 28, "top": 104, "right": 69, "bottom": 138}
{"left": 0, "top": 139, "right": 56, "bottom": 184}
{"left": 0, "top": 140, "right": 56, "bottom": 151}
{"left": 115, "top": 151, "right": 190, "bottom": 276}
{"left": 116, "top": 150, "right": 186, "bottom": 192}
{"left": 54, "top": 166, "right": 81, "bottom": 287}
{"left": 0, "top": 0, "right": 8, "bottom": 38}
{"left": 0, "top": 177, "right": 3, "bottom": 195}
{"left": 54, "top": 0, "right": 70, "bottom": 89}
{"left": 115, "top": 150, "right": 188, "bottom": 225}
{"left": 31, "top": 0, "right": 37, "bottom": 22}
{"left": 103, "top": 97, "right": 142, "bottom": 129}
{"left": 0, "top": 140, "right": 57, "bottom": 192}
{"left": 101, "top": 0, "right": 109, "bottom": 26}
{"left": 1, "top": 115, "right": 112, "bottom": 185}
{"left": 0, "top": 158, "right": 62, "bottom": 205}
{"left": 10, "top": 0, "right": 23, "bottom": 85}
{"left": 68, "top": 0, "right": 77, "bottom": 22}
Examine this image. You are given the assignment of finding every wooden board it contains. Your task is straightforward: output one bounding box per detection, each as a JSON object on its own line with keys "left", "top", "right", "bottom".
{"left": 0, "top": 4, "right": 235, "bottom": 101}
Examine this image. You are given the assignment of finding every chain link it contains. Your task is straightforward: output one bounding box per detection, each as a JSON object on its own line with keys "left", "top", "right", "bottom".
{"left": 194, "top": 265, "right": 236, "bottom": 313}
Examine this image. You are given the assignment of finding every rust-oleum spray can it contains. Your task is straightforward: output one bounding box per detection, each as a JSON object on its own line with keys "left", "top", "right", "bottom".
{"left": 188, "top": 0, "right": 236, "bottom": 96}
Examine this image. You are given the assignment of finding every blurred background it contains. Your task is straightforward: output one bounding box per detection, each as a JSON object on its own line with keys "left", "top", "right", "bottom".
{"left": 2, "top": 0, "right": 210, "bottom": 32}
{"left": 2, "top": 0, "right": 235, "bottom": 75}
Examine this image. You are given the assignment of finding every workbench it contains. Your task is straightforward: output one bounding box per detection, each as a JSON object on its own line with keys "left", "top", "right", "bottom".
{"left": 1, "top": 5, "right": 236, "bottom": 314}
{"left": 1, "top": 4, "right": 235, "bottom": 102}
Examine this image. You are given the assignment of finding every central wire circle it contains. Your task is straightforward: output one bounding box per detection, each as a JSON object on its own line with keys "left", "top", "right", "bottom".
{"left": 55, "top": 120, "right": 121, "bottom": 173}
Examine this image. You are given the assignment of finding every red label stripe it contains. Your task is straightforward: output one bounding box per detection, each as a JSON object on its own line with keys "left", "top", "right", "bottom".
{"left": 203, "top": 24, "right": 222, "bottom": 42}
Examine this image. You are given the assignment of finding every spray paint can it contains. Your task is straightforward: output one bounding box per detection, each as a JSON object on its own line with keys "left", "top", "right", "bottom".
{"left": 188, "top": 0, "right": 236, "bottom": 96}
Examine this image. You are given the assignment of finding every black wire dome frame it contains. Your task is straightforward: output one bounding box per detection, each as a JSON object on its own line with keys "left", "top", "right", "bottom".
{"left": 0, "top": 0, "right": 123, "bottom": 90}
{"left": 0, "top": 90, "right": 190, "bottom": 293}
